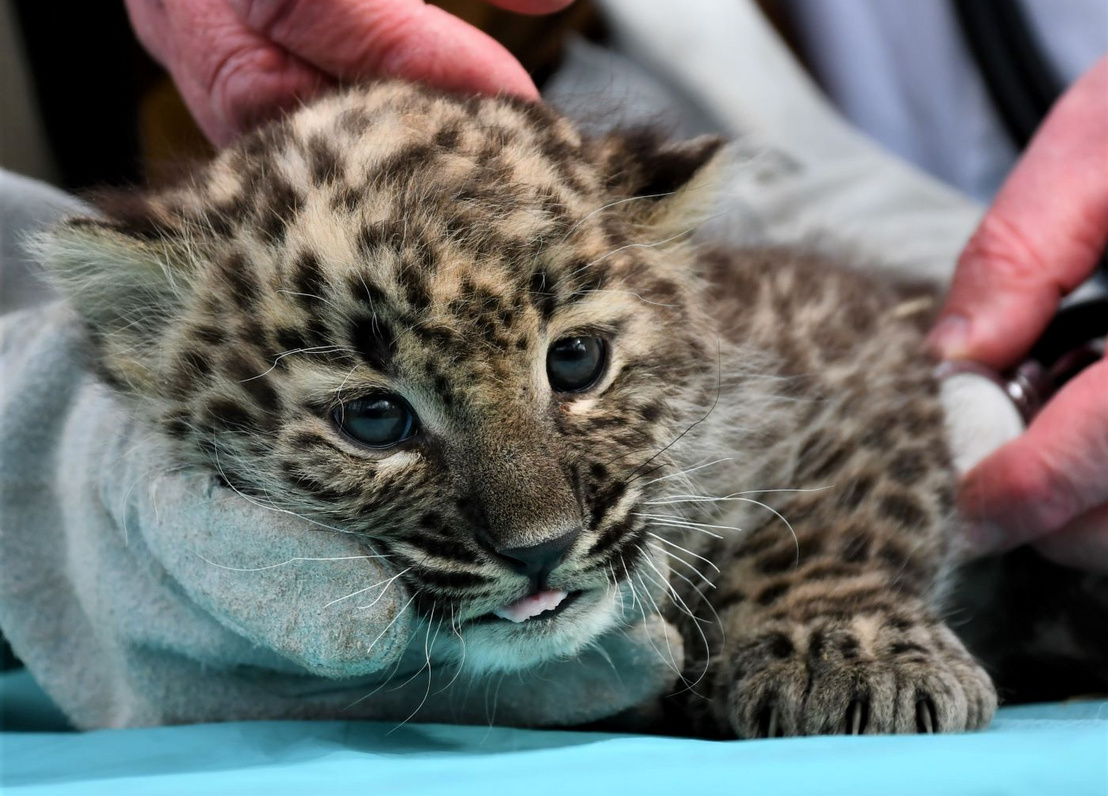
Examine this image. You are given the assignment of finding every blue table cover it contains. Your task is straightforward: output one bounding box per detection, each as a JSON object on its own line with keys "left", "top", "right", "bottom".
{"left": 2, "top": 669, "right": 1106, "bottom": 796}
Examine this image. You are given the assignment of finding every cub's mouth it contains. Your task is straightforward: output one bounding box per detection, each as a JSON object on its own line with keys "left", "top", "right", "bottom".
{"left": 454, "top": 586, "right": 625, "bottom": 672}
{"left": 470, "top": 589, "right": 586, "bottom": 625}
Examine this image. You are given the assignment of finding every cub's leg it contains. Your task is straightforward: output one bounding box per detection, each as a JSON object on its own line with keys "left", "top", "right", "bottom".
{"left": 667, "top": 251, "right": 997, "bottom": 738}
{"left": 696, "top": 478, "right": 998, "bottom": 738}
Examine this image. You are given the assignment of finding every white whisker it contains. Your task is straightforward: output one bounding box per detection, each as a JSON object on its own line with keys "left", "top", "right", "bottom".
{"left": 364, "top": 593, "right": 416, "bottom": 659}
{"left": 559, "top": 191, "right": 678, "bottom": 243}
{"left": 632, "top": 571, "right": 683, "bottom": 679}
{"left": 325, "top": 568, "right": 410, "bottom": 608}
{"left": 646, "top": 542, "right": 715, "bottom": 589}
{"left": 195, "top": 552, "right": 391, "bottom": 573}
{"left": 577, "top": 223, "right": 703, "bottom": 272}
{"left": 644, "top": 521, "right": 724, "bottom": 540}
{"left": 726, "top": 496, "right": 800, "bottom": 563}
{"left": 212, "top": 450, "right": 367, "bottom": 537}
{"left": 356, "top": 573, "right": 409, "bottom": 611}
{"left": 646, "top": 485, "right": 835, "bottom": 505}
{"left": 578, "top": 288, "right": 677, "bottom": 307}
{"left": 634, "top": 512, "right": 743, "bottom": 534}
{"left": 646, "top": 532, "right": 721, "bottom": 573}
{"left": 436, "top": 605, "right": 467, "bottom": 694}
{"left": 664, "top": 562, "right": 724, "bottom": 644}
{"left": 239, "top": 345, "right": 352, "bottom": 382}
{"left": 390, "top": 609, "right": 443, "bottom": 732}
{"left": 620, "top": 555, "right": 643, "bottom": 615}
{"left": 638, "top": 555, "right": 711, "bottom": 691}
{"left": 641, "top": 458, "right": 735, "bottom": 486}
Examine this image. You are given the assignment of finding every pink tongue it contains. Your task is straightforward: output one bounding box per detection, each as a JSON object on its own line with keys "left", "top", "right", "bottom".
{"left": 493, "top": 590, "right": 568, "bottom": 623}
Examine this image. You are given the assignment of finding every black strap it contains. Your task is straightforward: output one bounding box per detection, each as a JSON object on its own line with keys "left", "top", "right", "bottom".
{"left": 1030, "top": 298, "right": 1108, "bottom": 366}
{"left": 952, "top": 0, "right": 1064, "bottom": 149}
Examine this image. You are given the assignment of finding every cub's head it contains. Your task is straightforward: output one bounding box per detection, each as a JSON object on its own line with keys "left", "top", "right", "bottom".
{"left": 41, "top": 83, "right": 725, "bottom": 672}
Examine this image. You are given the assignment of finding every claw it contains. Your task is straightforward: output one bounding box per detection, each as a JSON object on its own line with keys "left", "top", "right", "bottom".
{"left": 756, "top": 702, "right": 783, "bottom": 738}
{"left": 847, "top": 698, "right": 869, "bottom": 735}
{"left": 915, "top": 696, "right": 938, "bottom": 733}
{"left": 766, "top": 705, "right": 780, "bottom": 738}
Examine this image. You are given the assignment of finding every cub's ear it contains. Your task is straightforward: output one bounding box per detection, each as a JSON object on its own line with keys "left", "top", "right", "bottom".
{"left": 595, "top": 130, "right": 728, "bottom": 235}
{"left": 31, "top": 199, "right": 197, "bottom": 394}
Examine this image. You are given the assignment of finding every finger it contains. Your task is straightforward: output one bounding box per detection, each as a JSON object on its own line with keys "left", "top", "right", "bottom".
{"left": 228, "top": 0, "right": 541, "bottom": 99}
{"left": 928, "top": 56, "right": 1108, "bottom": 368}
{"left": 125, "top": 0, "right": 177, "bottom": 67}
{"left": 1033, "top": 503, "right": 1108, "bottom": 575}
{"left": 959, "top": 358, "right": 1108, "bottom": 555}
{"left": 159, "top": 0, "right": 332, "bottom": 145}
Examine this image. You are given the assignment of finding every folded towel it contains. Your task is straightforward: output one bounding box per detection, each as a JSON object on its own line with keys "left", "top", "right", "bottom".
{"left": 0, "top": 278, "right": 679, "bottom": 728}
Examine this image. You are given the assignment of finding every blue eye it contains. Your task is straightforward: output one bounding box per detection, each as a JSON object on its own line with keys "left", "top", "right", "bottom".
{"left": 334, "top": 395, "right": 418, "bottom": 447}
{"left": 547, "top": 336, "right": 607, "bottom": 393}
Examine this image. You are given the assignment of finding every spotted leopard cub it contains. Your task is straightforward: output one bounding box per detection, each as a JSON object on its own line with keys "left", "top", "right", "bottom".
{"left": 42, "top": 82, "right": 995, "bottom": 737}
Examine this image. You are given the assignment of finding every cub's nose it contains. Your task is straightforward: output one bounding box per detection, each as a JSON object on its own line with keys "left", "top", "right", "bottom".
{"left": 486, "top": 528, "right": 580, "bottom": 587}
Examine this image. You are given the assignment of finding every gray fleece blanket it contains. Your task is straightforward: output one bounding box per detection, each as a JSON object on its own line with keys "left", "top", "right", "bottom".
{"left": 0, "top": 268, "right": 680, "bottom": 729}
{"left": 0, "top": 0, "right": 1011, "bottom": 729}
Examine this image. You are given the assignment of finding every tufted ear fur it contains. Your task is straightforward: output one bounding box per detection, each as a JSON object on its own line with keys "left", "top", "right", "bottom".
{"left": 595, "top": 130, "right": 728, "bottom": 237}
{"left": 31, "top": 199, "right": 197, "bottom": 394}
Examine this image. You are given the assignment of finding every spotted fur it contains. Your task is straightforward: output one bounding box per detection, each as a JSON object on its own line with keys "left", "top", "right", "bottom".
{"left": 41, "top": 82, "right": 996, "bottom": 736}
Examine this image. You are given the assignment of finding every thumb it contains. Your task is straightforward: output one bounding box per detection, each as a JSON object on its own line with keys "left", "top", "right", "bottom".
{"left": 928, "top": 56, "right": 1108, "bottom": 370}
{"left": 228, "top": 0, "right": 544, "bottom": 100}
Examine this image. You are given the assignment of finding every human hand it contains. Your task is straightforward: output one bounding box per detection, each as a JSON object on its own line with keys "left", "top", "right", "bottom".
{"left": 125, "top": 0, "right": 574, "bottom": 146}
{"left": 927, "top": 56, "right": 1108, "bottom": 572}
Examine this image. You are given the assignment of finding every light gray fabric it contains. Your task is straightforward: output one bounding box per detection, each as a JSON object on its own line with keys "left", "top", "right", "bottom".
{"left": 591, "top": 0, "right": 986, "bottom": 283}
{"left": 1, "top": 0, "right": 1005, "bottom": 729}
{"left": 0, "top": 178, "right": 680, "bottom": 729}
{"left": 0, "top": 170, "right": 80, "bottom": 314}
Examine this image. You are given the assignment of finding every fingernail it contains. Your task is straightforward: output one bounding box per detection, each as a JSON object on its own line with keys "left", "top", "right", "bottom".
{"left": 926, "top": 315, "right": 970, "bottom": 360}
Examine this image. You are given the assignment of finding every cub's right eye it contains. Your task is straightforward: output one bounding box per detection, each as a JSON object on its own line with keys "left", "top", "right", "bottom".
{"left": 333, "top": 395, "right": 419, "bottom": 448}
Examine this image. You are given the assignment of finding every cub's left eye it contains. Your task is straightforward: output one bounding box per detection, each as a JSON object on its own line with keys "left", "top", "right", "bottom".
{"left": 333, "top": 395, "right": 419, "bottom": 448}
{"left": 547, "top": 336, "right": 608, "bottom": 393}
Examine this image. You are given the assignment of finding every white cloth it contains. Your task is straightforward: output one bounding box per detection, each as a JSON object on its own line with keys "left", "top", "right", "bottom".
{"left": 783, "top": 0, "right": 1108, "bottom": 202}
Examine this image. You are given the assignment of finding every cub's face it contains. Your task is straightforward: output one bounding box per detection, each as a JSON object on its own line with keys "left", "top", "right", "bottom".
{"left": 44, "top": 83, "right": 723, "bottom": 671}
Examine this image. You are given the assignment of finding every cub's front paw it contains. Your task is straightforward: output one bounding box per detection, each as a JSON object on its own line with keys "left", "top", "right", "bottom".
{"left": 721, "top": 616, "right": 996, "bottom": 738}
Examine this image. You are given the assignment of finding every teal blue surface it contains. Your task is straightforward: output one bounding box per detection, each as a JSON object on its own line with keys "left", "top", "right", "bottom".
{"left": 2, "top": 670, "right": 1106, "bottom": 796}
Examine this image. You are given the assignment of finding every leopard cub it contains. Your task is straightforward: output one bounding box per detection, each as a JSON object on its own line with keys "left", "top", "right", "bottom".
{"left": 42, "top": 81, "right": 995, "bottom": 736}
